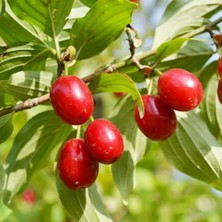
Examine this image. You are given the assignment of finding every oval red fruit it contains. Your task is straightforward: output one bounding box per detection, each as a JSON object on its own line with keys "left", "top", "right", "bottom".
{"left": 84, "top": 119, "right": 124, "bottom": 164}
{"left": 217, "top": 79, "right": 222, "bottom": 104}
{"left": 218, "top": 57, "right": 222, "bottom": 79}
{"left": 158, "top": 68, "right": 203, "bottom": 111}
{"left": 134, "top": 95, "right": 177, "bottom": 141}
{"left": 50, "top": 75, "right": 94, "bottom": 125}
{"left": 58, "top": 139, "right": 99, "bottom": 190}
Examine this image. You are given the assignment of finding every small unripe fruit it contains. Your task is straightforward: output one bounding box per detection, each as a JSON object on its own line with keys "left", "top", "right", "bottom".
{"left": 50, "top": 76, "right": 94, "bottom": 125}
{"left": 58, "top": 139, "right": 99, "bottom": 190}
{"left": 158, "top": 68, "right": 203, "bottom": 111}
{"left": 134, "top": 95, "right": 177, "bottom": 141}
{"left": 84, "top": 119, "right": 124, "bottom": 164}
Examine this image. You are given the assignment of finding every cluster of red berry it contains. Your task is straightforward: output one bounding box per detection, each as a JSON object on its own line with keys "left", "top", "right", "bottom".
{"left": 50, "top": 76, "right": 124, "bottom": 190}
{"left": 217, "top": 57, "right": 222, "bottom": 103}
{"left": 134, "top": 68, "right": 204, "bottom": 141}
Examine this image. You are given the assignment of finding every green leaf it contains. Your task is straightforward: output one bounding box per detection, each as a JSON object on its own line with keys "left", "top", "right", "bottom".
{"left": 3, "top": 110, "right": 72, "bottom": 205}
{"left": 0, "top": 93, "right": 15, "bottom": 143}
{"left": 155, "top": 38, "right": 191, "bottom": 62}
{"left": 156, "top": 40, "right": 213, "bottom": 73}
{"left": 3, "top": 71, "right": 54, "bottom": 101}
{"left": 153, "top": 0, "right": 222, "bottom": 48}
{"left": 8, "top": 0, "right": 75, "bottom": 37}
{"left": 109, "top": 97, "right": 150, "bottom": 200}
{"left": 0, "top": 160, "right": 5, "bottom": 193}
{"left": 88, "top": 72, "right": 144, "bottom": 115}
{"left": 0, "top": 3, "right": 46, "bottom": 46}
{"left": 200, "top": 63, "right": 222, "bottom": 140}
{"left": 160, "top": 111, "right": 222, "bottom": 191}
{"left": 0, "top": 44, "right": 50, "bottom": 80}
{"left": 0, "top": 93, "right": 15, "bottom": 109}
{"left": 71, "top": 0, "right": 136, "bottom": 60}
{"left": 56, "top": 174, "right": 112, "bottom": 222}
{"left": 80, "top": 0, "right": 98, "bottom": 7}
{"left": 0, "top": 116, "right": 13, "bottom": 144}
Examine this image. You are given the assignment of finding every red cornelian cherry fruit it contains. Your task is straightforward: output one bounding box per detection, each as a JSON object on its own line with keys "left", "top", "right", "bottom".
{"left": 58, "top": 139, "right": 99, "bottom": 190}
{"left": 217, "top": 79, "right": 222, "bottom": 104}
{"left": 50, "top": 75, "right": 94, "bottom": 125}
{"left": 134, "top": 95, "right": 177, "bottom": 141}
{"left": 84, "top": 118, "right": 124, "bottom": 164}
{"left": 158, "top": 68, "right": 203, "bottom": 111}
{"left": 218, "top": 57, "right": 222, "bottom": 79}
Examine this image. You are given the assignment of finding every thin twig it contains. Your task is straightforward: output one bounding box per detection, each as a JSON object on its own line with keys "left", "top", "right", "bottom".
{"left": 1, "top": 18, "right": 221, "bottom": 118}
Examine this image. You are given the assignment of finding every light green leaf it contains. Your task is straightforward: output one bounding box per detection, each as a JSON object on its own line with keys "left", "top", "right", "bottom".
{"left": 109, "top": 97, "right": 150, "bottom": 200}
{"left": 8, "top": 0, "right": 75, "bottom": 37}
{"left": 156, "top": 40, "right": 213, "bottom": 73}
{"left": 71, "top": 0, "right": 136, "bottom": 60}
{"left": 3, "top": 71, "right": 54, "bottom": 101}
{"left": 0, "top": 44, "right": 50, "bottom": 80}
{"left": 155, "top": 38, "right": 190, "bottom": 62}
{"left": 3, "top": 111, "right": 72, "bottom": 205}
{"left": 153, "top": 0, "right": 222, "bottom": 48}
{"left": 160, "top": 111, "right": 222, "bottom": 191}
{"left": 56, "top": 174, "right": 112, "bottom": 222}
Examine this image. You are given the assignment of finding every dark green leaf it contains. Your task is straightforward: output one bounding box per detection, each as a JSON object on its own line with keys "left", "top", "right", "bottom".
{"left": 160, "top": 111, "right": 222, "bottom": 191}
{"left": 8, "top": 0, "right": 75, "bottom": 37}
{"left": 109, "top": 97, "right": 150, "bottom": 200}
{"left": 153, "top": 0, "right": 222, "bottom": 48}
{"left": 0, "top": 116, "right": 13, "bottom": 144}
{"left": 56, "top": 174, "right": 112, "bottom": 222}
{"left": 4, "top": 71, "right": 54, "bottom": 101}
{"left": 71, "top": 0, "right": 136, "bottom": 60}
{"left": 0, "top": 4, "right": 46, "bottom": 46}
{"left": 0, "top": 44, "right": 50, "bottom": 80}
{"left": 3, "top": 110, "right": 72, "bottom": 205}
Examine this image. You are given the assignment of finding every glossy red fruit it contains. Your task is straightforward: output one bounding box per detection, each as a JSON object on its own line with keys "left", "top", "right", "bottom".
{"left": 158, "top": 68, "right": 203, "bottom": 111}
{"left": 84, "top": 119, "right": 124, "bottom": 164}
{"left": 50, "top": 75, "right": 94, "bottom": 125}
{"left": 218, "top": 57, "right": 222, "bottom": 79}
{"left": 58, "top": 139, "right": 99, "bottom": 190}
{"left": 217, "top": 79, "right": 222, "bottom": 103}
{"left": 134, "top": 95, "right": 177, "bottom": 141}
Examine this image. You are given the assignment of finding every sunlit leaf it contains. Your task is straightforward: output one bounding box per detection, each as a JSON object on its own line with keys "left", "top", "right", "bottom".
{"left": 153, "top": 0, "right": 222, "bottom": 48}
{"left": 3, "top": 111, "right": 72, "bottom": 205}
{"left": 8, "top": 0, "right": 75, "bottom": 37}
{"left": 3, "top": 71, "right": 54, "bottom": 101}
{"left": 160, "top": 111, "right": 222, "bottom": 191}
